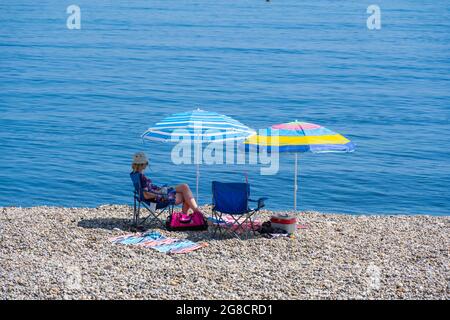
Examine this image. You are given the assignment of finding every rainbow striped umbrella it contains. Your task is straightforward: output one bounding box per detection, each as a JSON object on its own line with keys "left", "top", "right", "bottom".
{"left": 244, "top": 121, "right": 355, "bottom": 210}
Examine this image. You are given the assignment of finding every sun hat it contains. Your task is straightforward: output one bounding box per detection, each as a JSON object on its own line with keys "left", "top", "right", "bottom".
{"left": 132, "top": 152, "right": 149, "bottom": 165}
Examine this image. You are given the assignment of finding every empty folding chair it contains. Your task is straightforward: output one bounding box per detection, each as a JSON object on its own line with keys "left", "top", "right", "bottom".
{"left": 210, "top": 181, "right": 267, "bottom": 239}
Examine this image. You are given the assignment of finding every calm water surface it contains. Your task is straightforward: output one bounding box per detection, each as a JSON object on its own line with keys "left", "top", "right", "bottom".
{"left": 1, "top": 1, "right": 449, "bottom": 215}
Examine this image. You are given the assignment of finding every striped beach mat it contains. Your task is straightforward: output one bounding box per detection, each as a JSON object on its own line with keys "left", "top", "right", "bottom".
{"left": 109, "top": 231, "right": 208, "bottom": 254}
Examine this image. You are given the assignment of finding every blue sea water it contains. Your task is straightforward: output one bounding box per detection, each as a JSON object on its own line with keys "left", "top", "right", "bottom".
{"left": 1, "top": 0, "right": 449, "bottom": 215}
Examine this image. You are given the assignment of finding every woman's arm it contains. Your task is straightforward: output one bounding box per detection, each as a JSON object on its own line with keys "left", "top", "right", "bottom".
{"left": 143, "top": 187, "right": 167, "bottom": 202}
{"left": 143, "top": 191, "right": 158, "bottom": 201}
{"left": 141, "top": 174, "right": 160, "bottom": 200}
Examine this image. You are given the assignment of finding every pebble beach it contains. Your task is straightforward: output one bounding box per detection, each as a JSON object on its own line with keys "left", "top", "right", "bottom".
{"left": 0, "top": 205, "right": 448, "bottom": 300}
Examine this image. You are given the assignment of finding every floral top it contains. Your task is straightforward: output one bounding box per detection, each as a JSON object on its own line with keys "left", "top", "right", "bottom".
{"left": 140, "top": 174, "right": 176, "bottom": 202}
{"left": 140, "top": 174, "right": 160, "bottom": 193}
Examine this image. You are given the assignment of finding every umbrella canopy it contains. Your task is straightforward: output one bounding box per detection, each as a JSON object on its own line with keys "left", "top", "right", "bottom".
{"left": 244, "top": 121, "right": 354, "bottom": 153}
{"left": 244, "top": 121, "right": 355, "bottom": 210}
{"left": 142, "top": 109, "right": 255, "bottom": 143}
{"left": 142, "top": 109, "right": 256, "bottom": 201}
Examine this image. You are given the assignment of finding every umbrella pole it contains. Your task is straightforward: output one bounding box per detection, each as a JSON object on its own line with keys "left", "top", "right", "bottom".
{"left": 294, "top": 153, "right": 298, "bottom": 211}
{"left": 195, "top": 143, "right": 200, "bottom": 203}
{"left": 196, "top": 162, "right": 199, "bottom": 203}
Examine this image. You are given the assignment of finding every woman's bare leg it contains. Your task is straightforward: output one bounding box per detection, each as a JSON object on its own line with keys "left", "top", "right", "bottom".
{"left": 175, "top": 192, "right": 196, "bottom": 214}
{"left": 175, "top": 193, "right": 187, "bottom": 214}
{"left": 175, "top": 183, "right": 199, "bottom": 213}
{"left": 182, "top": 200, "right": 190, "bottom": 214}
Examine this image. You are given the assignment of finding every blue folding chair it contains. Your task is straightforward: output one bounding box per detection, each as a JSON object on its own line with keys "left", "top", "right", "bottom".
{"left": 211, "top": 181, "right": 267, "bottom": 239}
{"left": 130, "top": 172, "right": 175, "bottom": 228}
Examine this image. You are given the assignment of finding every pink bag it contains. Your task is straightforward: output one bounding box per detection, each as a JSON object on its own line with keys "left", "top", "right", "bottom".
{"left": 166, "top": 211, "right": 208, "bottom": 231}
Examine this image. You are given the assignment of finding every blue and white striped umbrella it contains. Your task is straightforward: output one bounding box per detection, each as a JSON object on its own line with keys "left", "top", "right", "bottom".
{"left": 142, "top": 108, "right": 255, "bottom": 143}
{"left": 142, "top": 109, "right": 255, "bottom": 201}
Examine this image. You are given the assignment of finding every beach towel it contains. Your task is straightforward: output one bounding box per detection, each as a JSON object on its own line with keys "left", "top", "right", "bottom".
{"left": 109, "top": 231, "right": 207, "bottom": 254}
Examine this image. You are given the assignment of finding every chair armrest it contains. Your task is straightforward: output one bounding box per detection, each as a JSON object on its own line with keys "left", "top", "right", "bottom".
{"left": 134, "top": 189, "right": 168, "bottom": 203}
{"left": 249, "top": 197, "right": 268, "bottom": 211}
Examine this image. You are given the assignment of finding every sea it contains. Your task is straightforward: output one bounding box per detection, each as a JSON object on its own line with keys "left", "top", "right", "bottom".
{"left": 1, "top": 0, "right": 449, "bottom": 215}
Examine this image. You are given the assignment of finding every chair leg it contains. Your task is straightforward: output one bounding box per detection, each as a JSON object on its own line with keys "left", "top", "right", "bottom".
{"left": 158, "top": 206, "right": 169, "bottom": 228}
{"left": 211, "top": 211, "right": 218, "bottom": 238}
{"left": 132, "top": 197, "right": 137, "bottom": 226}
{"left": 230, "top": 215, "right": 246, "bottom": 239}
{"left": 230, "top": 213, "right": 257, "bottom": 240}
{"left": 210, "top": 212, "right": 258, "bottom": 240}
{"left": 249, "top": 214, "right": 257, "bottom": 238}
{"left": 218, "top": 212, "right": 225, "bottom": 238}
{"left": 131, "top": 202, "right": 140, "bottom": 229}
{"left": 136, "top": 202, "right": 141, "bottom": 227}
{"left": 211, "top": 211, "right": 223, "bottom": 239}
{"left": 250, "top": 217, "right": 257, "bottom": 236}
{"left": 249, "top": 213, "right": 258, "bottom": 237}
{"left": 143, "top": 211, "right": 162, "bottom": 228}
{"left": 141, "top": 204, "right": 172, "bottom": 229}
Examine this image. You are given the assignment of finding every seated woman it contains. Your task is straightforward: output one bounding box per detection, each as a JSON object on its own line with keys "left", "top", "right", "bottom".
{"left": 131, "top": 152, "right": 202, "bottom": 215}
